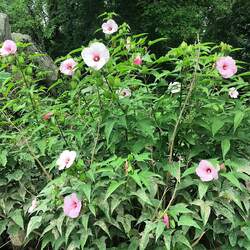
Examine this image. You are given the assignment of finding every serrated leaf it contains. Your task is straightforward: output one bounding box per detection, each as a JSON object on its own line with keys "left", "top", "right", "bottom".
{"left": 155, "top": 221, "right": 165, "bottom": 242}
{"left": 178, "top": 215, "right": 201, "bottom": 229}
{"left": 201, "top": 201, "right": 211, "bottom": 226}
{"left": 139, "top": 221, "right": 156, "bottom": 250}
{"left": 10, "top": 209, "right": 24, "bottom": 229}
{"left": 65, "top": 222, "right": 77, "bottom": 244}
{"left": 221, "top": 172, "right": 242, "bottom": 190}
{"left": 234, "top": 111, "right": 244, "bottom": 132}
{"left": 104, "top": 120, "right": 115, "bottom": 146}
{"left": 212, "top": 119, "right": 224, "bottom": 136}
{"left": 0, "top": 220, "right": 7, "bottom": 235}
{"left": 221, "top": 139, "right": 230, "bottom": 159}
{"left": 198, "top": 182, "right": 209, "bottom": 199}
{"left": 164, "top": 162, "right": 181, "bottom": 182}
{"left": 80, "top": 183, "right": 91, "bottom": 202}
{"left": 105, "top": 180, "right": 125, "bottom": 200}
{"left": 94, "top": 220, "right": 110, "bottom": 238}
{"left": 0, "top": 150, "right": 7, "bottom": 166}
{"left": 81, "top": 214, "right": 89, "bottom": 232}
{"left": 26, "top": 216, "right": 42, "bottom": 238}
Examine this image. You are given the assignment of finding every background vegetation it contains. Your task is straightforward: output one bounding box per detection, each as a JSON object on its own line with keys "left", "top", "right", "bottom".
{"left": 1, "top": 0, "right": 250, "bottom": 62}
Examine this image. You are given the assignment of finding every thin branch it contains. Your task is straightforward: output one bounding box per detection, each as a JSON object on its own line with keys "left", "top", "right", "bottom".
{"left": 1, "top": 111, "right": 52, "bottom": 180}
{"left": 192, "top": 231, "right": 207, "bottom": 247}
{"left": 168, "top": 43, "right": 201, "bottom": 163}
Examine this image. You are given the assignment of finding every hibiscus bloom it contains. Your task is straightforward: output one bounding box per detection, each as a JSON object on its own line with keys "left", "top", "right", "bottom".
{"left": 0, "top": 40, "right": 17, "bottom": 56}
{"left": 162, "top": 214, "right": 170, "bottom": 229}
{"left": 81, "top": 42, "right": 110, "bottom": 70}
{"left": 63, "top": 193, "right": 82, "bottom": 218}
{"left": 28, "top": 198, "right": 37, "bottom": 214}
{"left": 133, "top": 55, "right": 142, "bottom": 65}
{"left": 168, "top": 82, "right": 181, "bottom": 94}
{"left": 117, "top": 88, "right": 131, "bottom": 98}
{"left": 216, "top": 56, "right": 237, "bottom": 78}
{"left": 59, "top": 58, "right": 77, "bottom": 76}
{"left": 196, "top": 160, "right": 219, "bottom": 182}
{"left": 42, "top": 112, "right": 53, "bottom": 121}
{"left": 228, "top": 87, "right": 239, "bottom": 99}
{"left": 102, "top": 19, "right": 118, "bottom": 34}
{"left": 56, "top": 150, "right": 76, "bottom": 170}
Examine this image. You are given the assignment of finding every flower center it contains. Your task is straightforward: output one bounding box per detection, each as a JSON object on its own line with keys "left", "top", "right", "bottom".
{"left": 206, "top": 168, "right": 212, "bottom": 173}
{"left": 93, "top": 55, "right": 100, "bottom": 62}
{"left": 108, "top": 26, "right": 112, "bottom": 31}
{"left": 223, "top": 64, "right": 228, "bottom": 70}
{"left": 65, "top": 157, "right": 70, "bottom": 164}
{"left": 67, "top": 64, "right": 73, "bottom": 70}
{"left": 72, "top": 201, "right": 77, "bottom": 208}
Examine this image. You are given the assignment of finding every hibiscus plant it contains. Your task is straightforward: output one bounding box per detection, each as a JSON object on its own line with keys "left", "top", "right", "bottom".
{"left": 0, "top": 14, "right": 250, "bottom": 250}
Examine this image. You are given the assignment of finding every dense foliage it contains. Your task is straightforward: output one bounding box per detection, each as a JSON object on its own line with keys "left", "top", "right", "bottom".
{"left": 1, "top": 0, "right": 250, "bottom": 62}
{"left": 0, "top": 16, "right": 250, "bottom": 250}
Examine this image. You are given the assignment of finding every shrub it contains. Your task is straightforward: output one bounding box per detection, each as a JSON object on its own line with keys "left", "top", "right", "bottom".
{"left": 0, "top": 16, "right": 250, "bottom": 250}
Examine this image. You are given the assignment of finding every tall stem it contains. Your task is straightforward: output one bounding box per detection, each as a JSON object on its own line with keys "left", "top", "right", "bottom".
{"left": 168, "top": 44, "right": 201, "bottom": 163}
{"left": 16, "top": 57, "right": 40, "bottom": 126}
{"left": 54, "top": 116, "right": 69, "bottom": 147}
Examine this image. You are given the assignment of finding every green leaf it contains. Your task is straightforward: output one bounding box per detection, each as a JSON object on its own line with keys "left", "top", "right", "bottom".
{"left": 182, "top": 166, "right": 196, "bottom": 177}
{"left": 94, "top": 220, "right": 110, "bottom": 238}
{"left": 139, "top": 221, "right": 156, "bottom": 250}
{"left": 168, "top": 203, "right": 192, "bottom": 218}
{"left": 163, "top": 230, "right": 173, "bottom": 250}
{"left": 173, "top": 230, "right": 192, "bottom": 249}
{"left": 0, "top": 220, "right": 7, "bottom": 235}
{"left": 26, "top": 216, "right": 42, "bottom": 238}
{"left": 10, "top": 209, "right": 24, "bottom": 229}
{"left": 65, "top": 222, "right": 77, "bottom": 244}
{"left": 221, "top": 172, "right": 242, "bottom": 190}
{"left": 6, "top": 170, "right": 23, "bottom": 182}
{"left": 148, "top": 37, "right": 167, "bottom": 46}
{"left": 104, "top": 120, "right": 116, "bottom": 146}
{"left": 178, "top": 215, "right": 201, "bottom": 229}
{"left": 201, "top": 202, "right": 211, "bottom": 226}
{"left": 132, "top": 189, "right": 152, "bottom": 206}
{"left": 155, "top": 221, "right": 165, "bottom": 242}
{"left": 242, "top": 227, "right": 250, "bottom": 241}
{"left": 105, "top": 180, "right": 125, "bottom": 200}
{"left": 81, "top": 214, "right": 89, "bottom": 232}
{"left": 212, "top": 118, "right": 224, "bottom": 136}
{"left": 0, "top": 150, "right": 8, "bottom": 166}
{"left": 80, "top": 183, "right": 91, "bottom": 203}
{"left": 198, "top": 182, "right": 209, "bottom": 199}
{"left": 221, "top": 139, "right": 230, "bottom": 159}
{"left": 164, "top": 162, "right": 181, "bottom": 182}
{"left": 234, "top": 111, "right": 244, "bottom": 132}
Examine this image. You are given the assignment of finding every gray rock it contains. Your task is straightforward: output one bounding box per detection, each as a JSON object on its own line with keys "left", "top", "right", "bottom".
{"left": 11, "top": 32, "right": 58, "bottom": 83}
{"left": 0, "top": 13, "right": 11, "bottom": 41}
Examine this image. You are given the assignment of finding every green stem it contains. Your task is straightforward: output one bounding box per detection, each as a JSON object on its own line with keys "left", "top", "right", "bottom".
{"left": 15, "top": 57, "right": 40, "bottom": 126}
{"left": 54, "top": 116, "right": 69, "bottom": 147}
{"left": 168, "top": 44, "right": 201, "bottom": 163}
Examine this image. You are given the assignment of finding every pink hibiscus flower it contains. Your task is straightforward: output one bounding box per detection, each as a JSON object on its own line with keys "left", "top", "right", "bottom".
{"left": 59, "top": 58, "right": 77, "bottom": 76}
{"left": 228, "top": 87, "right": 239, "bottom": 99}
{"left": 81, "top": 42, "right": 110, "bottom": 70}
{"left": 162, "top": 214, "right": 170, "bottom": 228}
{"left": 216, "top": 56, "right": 237, "bottom": 78}
{"left": 63, "top": 193, "right": 82, "bottom": 218}
{"left": 0, "top": 40, "right": 17, "bottom": 56}
{"left": 56, "top": 150, "right": 77, "bottom": 170}
{"left": 196, "top": 160, "right": 219, "bottom": 182}
{"left": 102, "top": 19, "right": 118, "bottom": 34}
{"left": 133, "top": 55, "right": 142, "bottom": 65}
